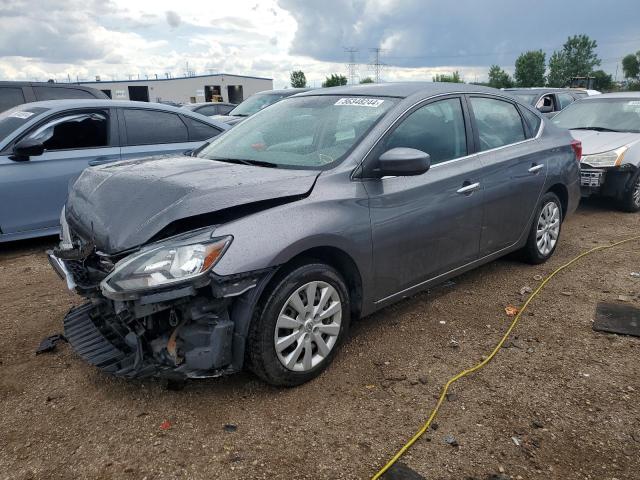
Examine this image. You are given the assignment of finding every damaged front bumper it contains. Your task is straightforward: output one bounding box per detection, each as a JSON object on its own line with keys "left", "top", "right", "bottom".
{"left": 48, "top": 231, "right": 274, "bottom": 380}
{"left": 580, "top": 163, "right": 638, "bottom": 199}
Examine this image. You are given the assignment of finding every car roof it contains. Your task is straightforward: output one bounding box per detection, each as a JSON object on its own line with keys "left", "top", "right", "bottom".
{"left": 504, "top": 88, "right": 581, "bottom": 94}
{"left": 582, "top": 92, "right": 640, "bottom": 100}
{"left": 184, "top": 102, "right": 236, "bottom": 107}
{"left": 295, "top": 82, "right": 503, "bottom": 99}
{"left": 256, "top": 88, "right": 311, "bottom": 96}
{"left": 9, "top": 99, "right": 230, "bottom": 128}
{"left": 0, "top": 81, "right": 98, "bottom": 90}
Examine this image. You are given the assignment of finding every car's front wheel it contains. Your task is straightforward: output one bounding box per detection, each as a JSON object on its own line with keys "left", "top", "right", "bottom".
{"left": 247, "top": 262, "right": 350, "bottom": 386}
{"left": 618, "top": 170, "right": 640, "bottom": 213}
{"left": 521, "top": 192, "right": 563, "bottom": 264}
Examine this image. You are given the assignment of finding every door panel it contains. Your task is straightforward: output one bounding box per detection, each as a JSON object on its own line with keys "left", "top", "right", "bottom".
{"left": 365, "top": 157, "right": 484, "bottom": 300}
{"left": 477, "top": 143, "right": 546, "bottom": 254}
{"left": 0, "top": 147, "right": 121, "bottom": 233}
{"left": 467, "top": 95, "right": 547, "bottom": 255}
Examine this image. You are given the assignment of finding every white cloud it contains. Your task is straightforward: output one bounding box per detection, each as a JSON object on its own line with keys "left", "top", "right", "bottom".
{"left": 0, "top": 0, "right": 636, "bottom": 88}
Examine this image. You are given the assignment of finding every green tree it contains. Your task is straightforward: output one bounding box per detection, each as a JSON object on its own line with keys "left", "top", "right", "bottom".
{"left": 546, "top": 51, "right": 567, "bottom": 87}
{"left": 514, "top": 50, "right": 546, "bottom": 87}
{"left": 547, "top": 34, "right": 601, "bottom": 87}
{"left": 290, "top": 70, "right": 307, "bottom": 88}
{"left": 591, "top": 70, "right": 613, "bottom": 91}
{"left": 432, "top": 71, "right": 463, "bottom": 83}
{"left": 322, "top": 74, "right": 348, "bottom": 87}
{"left": 622, "top": 52, "right": 640, "bottom": 80}
{"left": 359, "top": 77, "right": 374, "bottom": 84}
{"left": 487, "top": 65, "right": 513, "bottom": 88}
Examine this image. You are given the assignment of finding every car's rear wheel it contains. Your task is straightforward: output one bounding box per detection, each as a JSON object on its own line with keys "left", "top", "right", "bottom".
{"left": 247, "top": 262, "right": 350, "bottom": 386}
{"left": 618, "top": 171, "right": 640, "bottom": 213}
{"left": 521, "top": 192, "right": 562, "bottom": 264}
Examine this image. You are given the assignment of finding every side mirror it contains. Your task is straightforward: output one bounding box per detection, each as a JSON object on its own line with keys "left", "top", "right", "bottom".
{"left": 538, "top": 105, "right": 553, "bottom": 114}
{"left": 377, "top": 148, "right": 431, "bottom": 177}
{"left": 12, "top": 138, "right": 45, "bottom": 160}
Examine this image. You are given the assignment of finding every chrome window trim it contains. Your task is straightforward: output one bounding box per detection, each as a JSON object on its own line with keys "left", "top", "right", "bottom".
{"left": 353, "top": 91, "right": 544, "bottom": 180}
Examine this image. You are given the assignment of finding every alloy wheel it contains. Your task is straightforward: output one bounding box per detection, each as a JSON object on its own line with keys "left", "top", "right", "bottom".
{"left": 536, "top": 201, "right": 560, "bottom": 256}
{"left": 274, "top": 281, "right": 342, "bottom": 372}
{"left": 633, "top": 177, "right": 640, "bottom": 207}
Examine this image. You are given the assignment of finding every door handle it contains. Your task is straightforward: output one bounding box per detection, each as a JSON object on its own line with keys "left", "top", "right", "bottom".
{"left": 528, "top": 164, "right": 544, "bottom": 173}
{"left": 456, "top": 182, "right": 480, "bottom": 194}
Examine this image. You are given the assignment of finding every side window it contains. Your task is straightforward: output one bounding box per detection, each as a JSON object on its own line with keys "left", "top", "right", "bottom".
{"left": 33, "top": 87, "right": 95, "bottom": 100}
{"left": 535, "top": 94, "right": 556, "bottom": 112}
{"left": 195, "top": 105, "right": 218, "bottom": 116}
{"left": 27, "top": 112, "right": 108, "bottom": 151}
{"left": 123, "top": 109, "right": 188, "bottom": 145}
{"left": 0, "top": 87, "right": 26, "bottom": 112}
{"left": 558, "top": 93, "right": 575, "bottom": 110}
{"left": 182, "top": 116, "right": 222, "bottom": 141}
{"left": 519, "top": 107, "right": 542, "bottom": 138}
{"left": 384, "top": 97, "right": 467, "bottom": 165}
{"left": 470, "top": 97, "right": 526, "bottom": 151}
{"left": 219, "top": 105, "right": 234, "bottom": 115}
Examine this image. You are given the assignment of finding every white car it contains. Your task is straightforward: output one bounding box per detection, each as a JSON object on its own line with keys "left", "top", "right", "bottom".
{"left": 552, "top": 92, "right": 640, "bottom": 212}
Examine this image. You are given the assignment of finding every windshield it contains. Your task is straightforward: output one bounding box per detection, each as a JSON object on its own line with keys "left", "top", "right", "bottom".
{"left": 511, "top": 93, "right": 538, "bottom": 105}
{"left": 0, "top": 106, "right": 48, "bottom": 141}
{"left": 198, "top": 95, "right": 397, "bottom": 169}
{"left": 228, "top": 93, "right": 288, "bottom": 117}
{"left": 552, "top": 98, "right": 640, "bottom": 133}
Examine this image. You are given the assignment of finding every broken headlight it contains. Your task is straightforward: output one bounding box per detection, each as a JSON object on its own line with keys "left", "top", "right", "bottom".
{"left": 101, "top": 232, "right": 232, "bottom": 295}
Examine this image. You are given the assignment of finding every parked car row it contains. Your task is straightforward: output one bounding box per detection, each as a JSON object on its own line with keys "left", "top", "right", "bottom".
{"left": 3, "top": 78, "right": 636, "bottom": 388}
{"left": 47, "top": 82, "right": 583, "bottom": 386}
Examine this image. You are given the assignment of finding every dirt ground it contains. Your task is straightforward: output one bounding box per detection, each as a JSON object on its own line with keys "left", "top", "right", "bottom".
{"left": 1, "top": 198, "right": 639, "bottom": 480}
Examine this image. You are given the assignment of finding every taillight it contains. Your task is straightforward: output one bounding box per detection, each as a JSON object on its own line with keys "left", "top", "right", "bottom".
{"left": 571, "top": 139, "right": 582, "bottom": 162}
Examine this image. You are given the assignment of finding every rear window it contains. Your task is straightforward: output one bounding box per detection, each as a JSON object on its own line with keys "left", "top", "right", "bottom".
{"left": 34, "top": 86, "right": 96, "bottom": 101}
{"left": 182, "top": 116, "right": 222, "bottom": 141}
{"left": 519, "top": 107, "right": 542, "bottom": 138}
{"left": 123, "top": 109, "right": 189, "bottom": 145}
{"left": 0, "top": 106, "right": 48, "bottom": 142}
{"left": 0, "top": 87, "right": 26, "bottom": 112}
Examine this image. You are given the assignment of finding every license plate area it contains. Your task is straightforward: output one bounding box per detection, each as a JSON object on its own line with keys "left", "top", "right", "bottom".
{"left": 581, "top": 169, "right": 605, "bottom": 187}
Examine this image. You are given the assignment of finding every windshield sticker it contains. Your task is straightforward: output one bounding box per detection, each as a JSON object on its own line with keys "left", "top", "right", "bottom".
{"left": 9, "top": 111, "right": 34, "bottom": 119}
{"left": 335, "top": 98, "right": 384, "bottom": 107}
{"left": 628, "top": 101, "right": 640, "bottom": 106}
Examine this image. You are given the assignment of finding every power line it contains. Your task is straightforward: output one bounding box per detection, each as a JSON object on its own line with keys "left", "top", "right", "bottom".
{"left": 344, "top": 47, "right": 359, "bottom": 85}
{"left": 368, "top": 47, "right": 386, "bottom": 83}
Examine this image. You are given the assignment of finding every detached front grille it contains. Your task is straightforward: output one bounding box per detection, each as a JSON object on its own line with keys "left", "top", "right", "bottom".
{"left": 64, "top": 303, "right": 137, "bottom": 376}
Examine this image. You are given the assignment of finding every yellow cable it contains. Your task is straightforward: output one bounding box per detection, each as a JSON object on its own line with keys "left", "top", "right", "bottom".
{"left": 372, "top": 234, "right": 640, "bottom": 480}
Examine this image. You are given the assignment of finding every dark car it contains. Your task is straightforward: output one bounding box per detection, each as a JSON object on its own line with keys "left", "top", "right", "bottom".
{"left": 182, "top": 102, "right": 236, "bottom": 117}
{"left": 504, "top": 88, "right": 587, "bottom": 117}
{"left": 0, "top": 100, "right": 228, "bottom": 242}
{"left": 0, "top": 81, "right": 109, "bottom": 113}
{"left": 212, "top": 88, "right": 310, "bottom": 126}
{"left": 49, "top": 83, "right": 580, "bottom": 387}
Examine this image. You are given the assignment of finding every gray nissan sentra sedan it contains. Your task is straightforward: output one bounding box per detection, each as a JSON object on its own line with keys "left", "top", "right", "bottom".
{"left": 48, "top": 83, "right": 581, "bottom": 386}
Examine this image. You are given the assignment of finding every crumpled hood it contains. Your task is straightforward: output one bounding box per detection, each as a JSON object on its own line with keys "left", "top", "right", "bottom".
{"left": 66, "top": 155, "right": 320, "bottom": 253}
{"left": 570, "top": 129, "right": 640, "bottom": 155}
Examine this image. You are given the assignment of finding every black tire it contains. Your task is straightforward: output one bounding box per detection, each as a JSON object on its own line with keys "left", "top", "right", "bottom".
{"left": 247, "top": 262, "right": 350, "bottom": 387}
{"left": 618, "top": 170, "right": 640, "bottom": 213}
{"left": 520, "top": 192, "right": 563, "bottom": 265}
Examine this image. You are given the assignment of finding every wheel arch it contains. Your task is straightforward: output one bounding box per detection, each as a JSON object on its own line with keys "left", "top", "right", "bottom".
{"left": 546, "top": 183, "right": 568, "bottom": 219}
{"left": 265, "top": 246, "right": 364, "bottom": 321}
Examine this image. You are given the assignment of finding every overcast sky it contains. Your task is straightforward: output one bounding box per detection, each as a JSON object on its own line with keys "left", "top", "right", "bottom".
{"left": 0, "top": 0, "right": 638, "bottom": 87}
